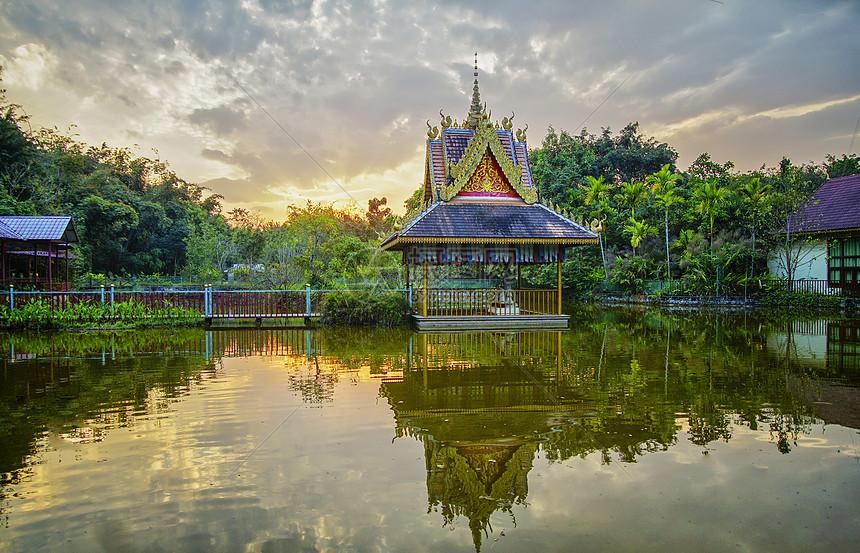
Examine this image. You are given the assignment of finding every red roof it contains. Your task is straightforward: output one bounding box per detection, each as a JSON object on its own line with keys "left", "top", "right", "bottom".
{"left": 789, "top": 174, "right": 860, "bottom": 234}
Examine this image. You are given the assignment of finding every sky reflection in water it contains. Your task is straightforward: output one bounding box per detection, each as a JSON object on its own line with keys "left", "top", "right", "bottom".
{"left": 0, "top": 310, "right": 858, "bottom": 552}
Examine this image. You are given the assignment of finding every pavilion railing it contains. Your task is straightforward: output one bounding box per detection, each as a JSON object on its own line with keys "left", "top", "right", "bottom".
{"left": 413, "top": 288, "right": 559, "bottom": 317}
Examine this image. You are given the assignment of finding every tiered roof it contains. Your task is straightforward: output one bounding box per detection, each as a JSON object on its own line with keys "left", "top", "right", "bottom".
{"left": 382, "top": 59, "right": 597, "bottom": 252}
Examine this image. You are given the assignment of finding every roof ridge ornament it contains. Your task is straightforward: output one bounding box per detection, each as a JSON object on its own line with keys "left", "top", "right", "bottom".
{"left": 466, "top": 53, "right": 484, "bottom": 130}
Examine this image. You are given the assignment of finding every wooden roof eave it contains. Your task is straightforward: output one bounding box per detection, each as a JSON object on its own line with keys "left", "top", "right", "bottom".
{"left": 774, "top": 226, "right": 860, "bottom": 238}
{"left": 380, "top": 235, "right": 599, "bottom": 251}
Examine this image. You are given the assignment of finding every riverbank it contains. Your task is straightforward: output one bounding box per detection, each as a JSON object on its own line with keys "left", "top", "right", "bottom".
{"left": 593, "top": 292, "right": 858, "bottom": 317}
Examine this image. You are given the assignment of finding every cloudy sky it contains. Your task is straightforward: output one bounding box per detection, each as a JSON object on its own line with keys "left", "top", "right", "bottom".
{"left": 1, "top": 0, "right": 858, "bottom": 220}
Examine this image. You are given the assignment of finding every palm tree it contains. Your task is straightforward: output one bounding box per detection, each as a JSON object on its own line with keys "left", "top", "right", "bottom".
{"left": 693, "top": 178, "right": 731, "bottom": 251}
{"left": 619, "top": 180, "right": 649, "bottom": 218}
{"left": 584, "top": 175, "right": 610, "bottom": 279}
{"left": 739, "top": 176, "right": 771, "bottom": 280}
{"left": 646, "top": 164, "right": 682, "bottom": 280}
{"left": 624, "top": 216, "right": 657, "bottom": 257}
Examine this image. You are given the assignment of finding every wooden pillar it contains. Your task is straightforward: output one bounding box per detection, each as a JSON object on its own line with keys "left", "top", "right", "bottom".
{"left": 48, "top": 241, "right": 53, "bottom": 291}
{"left": 65, "top": 245, "right": 69, "bottom": 291}
{"left": 556, "top": 247, "right": 562, "bottom": 315}
{"left": 405, "top": 263, "right": 410, "bottom": 288}
{"left": 422, "top": 261, "right": 428, "bottom": 317}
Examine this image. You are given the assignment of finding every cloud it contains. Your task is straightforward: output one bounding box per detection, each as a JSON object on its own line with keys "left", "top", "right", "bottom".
{"left": 0, "top": 42, "right": 57, "bottom": 89}
{"left": 1, "top": 0, "right": 858, "bottom": 219}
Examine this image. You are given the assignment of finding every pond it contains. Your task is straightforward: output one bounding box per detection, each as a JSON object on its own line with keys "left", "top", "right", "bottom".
{"left": 1, "top": 308, "right": 858, "bottom": 552}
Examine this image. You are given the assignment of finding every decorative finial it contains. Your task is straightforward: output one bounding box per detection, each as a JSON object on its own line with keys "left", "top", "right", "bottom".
{"left": 466, "top": 52, "right": 484, "bottom": 129}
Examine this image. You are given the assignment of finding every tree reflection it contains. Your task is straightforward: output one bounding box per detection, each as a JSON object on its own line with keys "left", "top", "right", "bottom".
{"left": 0, "top": 314, "right": 855, "bottom": 548}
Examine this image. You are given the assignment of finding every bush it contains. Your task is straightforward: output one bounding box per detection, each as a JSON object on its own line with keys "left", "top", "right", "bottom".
{"left": 320, "top": 290, "right": 410, "bottom": 327}
{"left": 1, "top": 298, "right": 203, "bottom": 329}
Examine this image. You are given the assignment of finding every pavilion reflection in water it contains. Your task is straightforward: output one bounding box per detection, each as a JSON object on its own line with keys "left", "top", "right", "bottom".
{"left": 4, "top": 322, "right": 859, "bottom": 551}
{"left": 380, "top": 331, "right": 577, "bottom": 551}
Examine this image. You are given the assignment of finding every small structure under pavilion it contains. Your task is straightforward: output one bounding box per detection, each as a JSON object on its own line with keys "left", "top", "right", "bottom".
{"left": 381, "top": 60, "right": 600, "bottom": 330}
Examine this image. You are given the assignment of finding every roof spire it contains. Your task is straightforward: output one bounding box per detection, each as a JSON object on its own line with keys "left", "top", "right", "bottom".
{"left": 466, "top": 52, "right": 484, "bottom": 129}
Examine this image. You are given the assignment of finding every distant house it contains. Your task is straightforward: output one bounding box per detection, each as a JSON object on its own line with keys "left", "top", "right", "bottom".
{"left": 768, "top": 174, "right": 860, "bottom": 295}
{"left": 0, "top": 216, "right": 79, "bottom": 291}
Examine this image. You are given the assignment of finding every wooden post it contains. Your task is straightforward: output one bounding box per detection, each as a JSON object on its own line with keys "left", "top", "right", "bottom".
{"left": 405, "top": 264, "right": 411, "bottom": 309}
{"left": 48, "top": 241, "right": 53, "bottom": 291}
{"left": 556, "top": 248, "right": 562, "bottom": 315}
{"left": 422, "top": 261, "right": 428, "bottom": 317}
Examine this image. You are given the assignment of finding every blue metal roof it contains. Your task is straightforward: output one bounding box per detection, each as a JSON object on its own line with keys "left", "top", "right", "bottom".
{"left": 0, "top": 216, "right": 78, "bottom": 243}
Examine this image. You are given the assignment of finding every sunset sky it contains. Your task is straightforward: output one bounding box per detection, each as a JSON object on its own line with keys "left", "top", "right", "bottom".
{"left": 1, "top": 0, "right": 858, "bottom": 220}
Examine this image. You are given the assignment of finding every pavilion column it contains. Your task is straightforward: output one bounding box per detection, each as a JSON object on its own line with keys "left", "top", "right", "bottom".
{"left": 404, "top": 263, "right": 411, "bottom": 310}
{"left": 65, "top": 246, "right": 69, "bottom": 291}
{"left": 422, "top": 261, "right": 428, "bottom": 317}
{"left": 556, "top": 247, "right": 562, "bottom": 315}
{"left": 48, "top": 241, "right": 53, "bottom": 291}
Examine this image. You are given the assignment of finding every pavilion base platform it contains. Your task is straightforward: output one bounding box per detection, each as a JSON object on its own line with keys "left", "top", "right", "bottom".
{"left": 412, "top": 314, "right": 569, "bottom": 332}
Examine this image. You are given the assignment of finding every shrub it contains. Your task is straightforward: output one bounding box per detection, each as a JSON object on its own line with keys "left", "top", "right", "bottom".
{"left": 320, "top": 290, "right": 410, "bottom": 327}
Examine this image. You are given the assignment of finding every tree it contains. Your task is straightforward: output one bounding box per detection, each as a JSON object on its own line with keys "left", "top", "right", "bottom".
{"left": 366, "top": 197, "right": 394, "bottom": 235}
{"left": 693, "top": 178, "right": 730, "bottom": 251}
{"left": 739, "top": 177, "right": 771, "bottom": 281}
{"left": 824, "top": 153, "right": 860, "bottom": 179}
{"left": 647, "top": 164, "right": 682, "bottom": 279}
{"left": 761, "top": 158, "right": 828, "bottom": 283}
{"left": 624, "top": 216, "right": 657, "bottom": 257}
{"left": 584, "top": 175, "right": 610, "bottom": 279}
{"left": 618, "top": 180, "right": 649, "bottom": 218}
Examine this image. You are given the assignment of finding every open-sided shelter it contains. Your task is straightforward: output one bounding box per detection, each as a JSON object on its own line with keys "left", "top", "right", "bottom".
{"left": 0, "top": 216, "right": 78, "bottom": 291}
{"left": 381, "top": 61, "right": 599, "bottom": 330}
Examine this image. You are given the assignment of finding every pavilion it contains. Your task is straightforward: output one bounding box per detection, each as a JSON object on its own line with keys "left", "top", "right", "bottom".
{"left": 0, "top": 216, "right": 78, "bottom": 291}
{"left": 381, "top": 60, "right": 599, "bottom": 330}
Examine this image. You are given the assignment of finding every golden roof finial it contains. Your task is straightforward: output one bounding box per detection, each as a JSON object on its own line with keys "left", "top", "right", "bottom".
{"left": 466, "top": 52, "right": 484, "bottom": 130}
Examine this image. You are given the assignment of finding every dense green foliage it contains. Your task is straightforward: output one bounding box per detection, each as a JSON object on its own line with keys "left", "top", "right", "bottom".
{"left": 320, "top": 290, "right": 410, "bottom": 327}
{"left": 3, "top": 68, "right": 858, "bottom": 302}
{"left": 0, "top": 70, "right": 401, "bottom": 288}
{"left": 528, "top": 123, "right": 858, "bottom": 296}
{"left": 1, "top": 72, "right": 222, "bottom": 278}
{"left": 0, "top": 299, "right": 202, "bottom": 330}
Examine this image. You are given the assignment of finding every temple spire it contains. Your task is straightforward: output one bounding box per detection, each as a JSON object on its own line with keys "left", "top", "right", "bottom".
{"left": 466, "top": 53, "right": 484, "bottom": 129}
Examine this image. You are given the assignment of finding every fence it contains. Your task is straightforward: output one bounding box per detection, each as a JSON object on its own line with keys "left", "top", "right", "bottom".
{"left": 598, "top": 278, "right": 857, "bottom": 298}
{"left": 412, "top": 288, "right": 558, "bottom": 317}
{"left": 1, "top": 285, "right": 407, "bottom": 320}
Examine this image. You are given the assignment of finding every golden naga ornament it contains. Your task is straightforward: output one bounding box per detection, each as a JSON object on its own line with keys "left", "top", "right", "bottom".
{"left": 426, "top": 120, "right": 439, "bottom": 139}
{"left": 440, "top": 110, "right": 453, "bottom": 129}
{"left": 501, "top": 112, "right": 515, "bottom": 132}
{"left": 516, "top": 124, "right": 528, "bottom": 143}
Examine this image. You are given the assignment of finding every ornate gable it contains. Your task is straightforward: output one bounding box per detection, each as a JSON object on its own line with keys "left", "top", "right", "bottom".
{"left": 439, "top": 123, "right": 537, "bottom": 203}
{"left": 457, "top": 151, "right": 518, "bottom": 198}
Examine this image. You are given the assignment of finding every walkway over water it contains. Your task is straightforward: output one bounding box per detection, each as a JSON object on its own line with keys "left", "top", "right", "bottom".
{"left": 1, "top": 286, "right": 567, "bottom": 328}
{"left": 2, "top": 286, "right": 358, "bottom": 321}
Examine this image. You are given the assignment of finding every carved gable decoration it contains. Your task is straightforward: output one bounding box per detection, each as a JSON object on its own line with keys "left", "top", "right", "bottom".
{"left": 457, "top": 150, "right": 518, "bottom": 198}
{"left": 440, "top": 123, "right": 537, "bottom": 203}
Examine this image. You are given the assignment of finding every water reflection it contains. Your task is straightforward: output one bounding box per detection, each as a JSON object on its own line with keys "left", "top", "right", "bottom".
{"left": 0, "top": 312, "right": 858, "bottom": 551}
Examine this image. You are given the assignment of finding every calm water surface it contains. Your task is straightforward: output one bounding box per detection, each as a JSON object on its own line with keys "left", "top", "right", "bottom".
{"left": 1, "top": 309, "right": 858, "bottom": 552}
